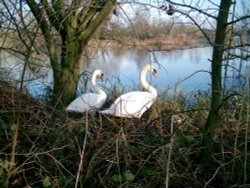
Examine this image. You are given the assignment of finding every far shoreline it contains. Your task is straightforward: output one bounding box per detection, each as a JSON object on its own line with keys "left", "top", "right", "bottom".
{"left": 88, "top": 35, "right": 211, "bottom": 52}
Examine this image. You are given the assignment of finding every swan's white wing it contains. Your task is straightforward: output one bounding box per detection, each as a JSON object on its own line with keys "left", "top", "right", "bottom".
{"left": 66, "top": 93, "right": 106, "bottom": 113}
{"left": 101, "top": 91, "right": 156, "bottom": 118}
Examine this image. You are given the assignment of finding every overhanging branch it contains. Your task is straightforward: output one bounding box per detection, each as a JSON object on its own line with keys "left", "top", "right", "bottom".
{"left": 227, "top": 15, "right": 250, "bottom": 25}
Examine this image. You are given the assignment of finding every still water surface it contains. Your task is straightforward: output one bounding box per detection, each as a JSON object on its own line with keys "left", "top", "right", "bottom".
{"left": 0, "top": 47, "right": 216, "bottom": 98}
{"left": 82, "top": 47, "right": 212, "bottom": 94}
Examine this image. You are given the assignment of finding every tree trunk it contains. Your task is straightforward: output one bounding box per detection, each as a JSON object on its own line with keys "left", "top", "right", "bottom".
{"left": 52, "top": 32, "right": 83, "bottom": 108}
{"left": 26, "top": 0, "right": 116, "bottom": 109}
{"left": 201, "top": 0, "right": 232, "bottom": 163}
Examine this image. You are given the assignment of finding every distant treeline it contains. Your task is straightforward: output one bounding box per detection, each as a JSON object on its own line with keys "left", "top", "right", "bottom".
{"left": 95, "top": 14, "right": 215, "bottom": 46}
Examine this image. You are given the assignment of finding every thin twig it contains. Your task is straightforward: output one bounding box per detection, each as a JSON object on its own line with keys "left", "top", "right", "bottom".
{"left": 232, "top": 97, "right": 244, "bottom": 174}
{"left": 115, "top": 128, "right": 123, "bottom": 186}
{"left": 46, "top": 153, "right": 75, "bottom": 177}
{"left": 203, "top": 156, "right": 241, "bottom": 188}
{"left": 165, "top": 115, "right": 174, "bottom": 188}
{"left": 10, "top": 86, "right": 18, "bottom": 171}
{"left": 75, "top": 112, "right": 89, "bottom": 188}
{"left": 0, "top": 145, "right": 70, "bottom": 156}
{"left": 244, "top": 66, "right": 249, "bottom": 184}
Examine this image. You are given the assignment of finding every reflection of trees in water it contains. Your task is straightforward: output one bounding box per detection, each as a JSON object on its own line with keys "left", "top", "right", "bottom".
{"left": 224, "top": 60, "right": 249, "bottom": 91}
{"left": 0, "top": 51, "right": 50, "bottom": 82}
{"left": 168, "top": 47, "right": 210, "bottom": 65}
{"left": 75, "top": 47, "right": 215, "bottom": 94}
{"left": 110, "top": 48, "right": 149, "bottom": 72}
{"left": 78, "top": 50, "right": 122, "bottom": 93}
{"left": 84, "top": 48, "right": 149, "bottom": 79}
{"left": 78, "top": 48, "right": 152, "bottom": 93}
{"left": 2, "top": 47, "right": 247, "bottom": 97}
{"left": 133, "top": 49, "right": 149, "bottom": 70}
{"left": 0, "top": 51, "right": 52, "bottom": 97}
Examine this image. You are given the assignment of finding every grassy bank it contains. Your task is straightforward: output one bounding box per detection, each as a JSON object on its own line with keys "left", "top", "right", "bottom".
{"left": 0, "top": 80, "right": 249, "bottom": 187}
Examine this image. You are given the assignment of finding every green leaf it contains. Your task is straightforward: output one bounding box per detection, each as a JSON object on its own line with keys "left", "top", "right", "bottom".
{"left": 124, "top": 170, "right": 135, "bottom": 182}
{"left": 138, "top": 166, "right": 155, "bottom": 176}
{"left": 184, "top": 135, "right": 194, "bottom": 144}
{"left": 42, "top": 176, "right": 52, "bottom": 187}
{"left": 111, "top": 174, "right": 122, "bottom": 183}
{"left": 11, "top": 124, "right": 17, "bottom": 131}
{"left": 164, "top": 143, "right": 171, "bottom": 149}
{"left": 2, "top": 160, "right": 11, "bottom": 170}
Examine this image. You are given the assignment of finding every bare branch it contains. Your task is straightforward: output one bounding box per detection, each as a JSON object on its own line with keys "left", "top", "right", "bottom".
{"left": 227, "top": 15, "right": 250, "bottom": 25}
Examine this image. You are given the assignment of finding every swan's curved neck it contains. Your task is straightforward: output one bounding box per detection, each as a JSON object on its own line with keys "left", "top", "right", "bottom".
{"left": 92, "top": 74, "right": 107, "bottom": 97}
{"left": 140, "top": 66, "right": 157, "bottom": 97}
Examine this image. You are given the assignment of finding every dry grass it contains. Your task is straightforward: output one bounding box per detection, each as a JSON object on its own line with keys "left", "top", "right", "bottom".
{"left": 88, "top": 33, "right": 205, "bottom": 52}
{"left": 0, "top": 80, "right": 249, "bottom": 187}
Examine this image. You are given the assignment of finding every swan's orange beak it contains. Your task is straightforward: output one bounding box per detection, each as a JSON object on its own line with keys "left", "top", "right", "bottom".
{"left": 152, "top": 69, "right": 157, "bottom": 78}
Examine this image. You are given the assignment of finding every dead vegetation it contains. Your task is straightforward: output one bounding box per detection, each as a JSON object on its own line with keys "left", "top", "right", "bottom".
{"left": 88, "top": 34, "right": 205, "bottom": 52}
{"left": 0, "top": 80, "right": 249, "bottom": 187}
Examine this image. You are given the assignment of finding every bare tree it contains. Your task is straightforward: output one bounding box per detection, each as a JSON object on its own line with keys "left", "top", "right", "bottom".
{"left": 164, "top": 0, "right": 250, "bottom": 164}
{"left": 0, "top": 0, "right": 113, "bottom": 108}
{"left": 201, "top": 0, "right": 232, "bottom": 163}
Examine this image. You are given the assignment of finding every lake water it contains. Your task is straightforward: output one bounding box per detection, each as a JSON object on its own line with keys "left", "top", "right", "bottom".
{"left": 81, "top": 47, "right": 212, "bottom": 94}
{"left": 0, "top": 47, "right": 247, "bottom": 99}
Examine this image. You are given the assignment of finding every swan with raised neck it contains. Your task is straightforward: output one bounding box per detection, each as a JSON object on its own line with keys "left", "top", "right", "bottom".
{"left": 140, "top": 64, "right": 157, "bottom": 98}
{"left": 66, "top": 69, "right": 107, "bottom": 113}
{"left": 92, "top": 69, "right": 107, "bottom": 98}
{"left": 100, "top": 64, "right": 158, "bottom": 118}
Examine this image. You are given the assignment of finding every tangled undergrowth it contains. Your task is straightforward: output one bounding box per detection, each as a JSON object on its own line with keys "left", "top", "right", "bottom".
{"left": 0, "top": 80, "right": 249, "bottom": 188}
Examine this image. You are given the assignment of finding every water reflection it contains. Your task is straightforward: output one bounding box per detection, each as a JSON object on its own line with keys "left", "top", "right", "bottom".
{"left": 0, "top": 51, "right": 52, "bottom": 97}
{"left": 84, "top": 47, "right": 212, "bottom": 93}
{"left": 1, "top": 46, "right": 247, "bottom": 99}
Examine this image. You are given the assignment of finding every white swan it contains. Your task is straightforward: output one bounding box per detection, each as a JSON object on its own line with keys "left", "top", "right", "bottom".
{"left": 100, "top": 64, "right": 157, "bottom": 118}
{"left": 66, "top": 69, "right": 107, "bottom": 113}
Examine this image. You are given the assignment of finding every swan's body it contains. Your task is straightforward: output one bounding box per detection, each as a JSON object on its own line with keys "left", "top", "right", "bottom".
{"left": 66, "top": 70, "right": 107, "bottom": 113}
{"left": 100, "top": 65, "right": 157, "bottom": 118}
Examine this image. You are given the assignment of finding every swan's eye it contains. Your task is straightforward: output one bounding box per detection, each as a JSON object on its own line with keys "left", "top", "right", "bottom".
{"left": 152, "top": 69, "right": 157, "bottom": 78}
{"left": 99, "top": 73, "right": 104, "bottom": 80}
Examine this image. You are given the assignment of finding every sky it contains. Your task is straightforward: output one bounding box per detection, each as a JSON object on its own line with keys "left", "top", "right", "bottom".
{"left": 116, "top": 0, "right": 250, "bottom": 29}
{"left": 0, "top": 0, "right": 248, "bottom": 30}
